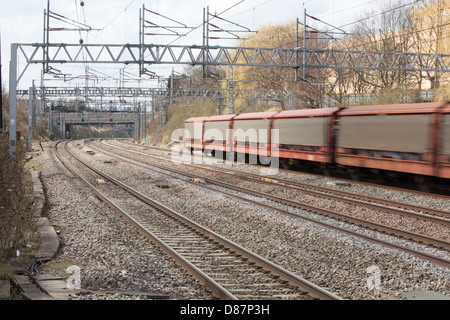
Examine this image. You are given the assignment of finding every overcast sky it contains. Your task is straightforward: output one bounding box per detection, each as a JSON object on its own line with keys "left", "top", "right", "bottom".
{"left": 1, "top": 0, "right": 387, "bottom": 89}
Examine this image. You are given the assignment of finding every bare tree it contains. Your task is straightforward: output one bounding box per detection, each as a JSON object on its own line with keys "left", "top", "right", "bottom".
{"left": 409, "top": 0, "right": 448, "bottom": 90}
{"left": 232, "top": 20, "right": 333, "bottom": 109}
{"left": 348, "top": 0, "right": 416, "bottom": 91}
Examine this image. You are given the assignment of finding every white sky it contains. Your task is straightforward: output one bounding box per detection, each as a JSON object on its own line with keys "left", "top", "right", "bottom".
{"left": 0, "top": 0, "right": 390, "bottom": 90}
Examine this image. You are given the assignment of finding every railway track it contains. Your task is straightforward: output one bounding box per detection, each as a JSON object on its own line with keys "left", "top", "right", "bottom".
{"left": 192, "top": 165, "right": 450, "bottom": 221}
{"left": 111, "top": 140, "right": 450, "bottom": 219}
{"left": 117, "top": 139, "right": 450, "bottom": 199}
{"left": 55, "top": 140, "right": 341, "bottom": 300}
{"left": 88, "top": 139, "right": 450, "bottom": 268}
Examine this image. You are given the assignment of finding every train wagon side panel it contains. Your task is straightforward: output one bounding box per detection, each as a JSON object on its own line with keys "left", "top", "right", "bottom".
{"left": 273, "top": 116, "right": 330, "bottom": 163}
{"left": 233, "top": 119, "right": 272, "bottom": 155}
{"left": 338, "top": 114, "right": 431, "bottom": 153}
{"left": 271, "top": 108, "right": 340, "bottom": 163}
{"left": 335, "top": 106, "right": 436, "bottom": 176}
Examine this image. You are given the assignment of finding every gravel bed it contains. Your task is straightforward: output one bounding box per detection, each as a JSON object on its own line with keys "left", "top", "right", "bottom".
{"left": 99, "top": 140, "right": 450, "bottom": 242}
{"left": 234, "top": 180, "right": 450, "bottom": 242}
{"left": 37, "top": 141, "right": 215, "bottom": 300}
{"left": 83, "top": 140, "right": 450, "bottom": 300}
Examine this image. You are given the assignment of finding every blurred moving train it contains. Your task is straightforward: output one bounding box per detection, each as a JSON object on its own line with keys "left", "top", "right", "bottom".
{"left": 184, "top": 102, "right": 450, "bottom": 183}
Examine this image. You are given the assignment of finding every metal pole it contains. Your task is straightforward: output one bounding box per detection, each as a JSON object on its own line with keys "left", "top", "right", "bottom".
{"left": 100, "top": 87, "right": 103, "bottom": 112}
{"left": 144, "top": 102, "right": 147, "bottom": 143}
{"left": 44, "top": 0, "right": 50, "bottom": 73}
{"left": 137, "top": 103, "right": 141, "bottom": 142}
{"left": 32, "top": 80, "right": 36, "bottom": 128}
{"left": 303, "top": 7, "right": 306, "bottom": 80}
{"left": 85, "top": 66, "right": 88, "bottom": 106}
{"left": 139, "top": 5, "right": 144, "bottom": 76}
{"left": 43, "top": 7, "right": 45, "bottom": 59}
{"left": 206, "top": 6, "right": 210, "bottom": 78}
{"left": 28, "top": 86, "right": 33, "bottom": 151}
{"left": 151, "top": 94, "right": 155, "bottom": 125}
{"left": 202, "top": 7, "right": 206, "bottom": 79}
{"left": 9, "top": 44, "right": 18, "bottom": 158}
{"left": 202, "top": 6, "right": 210, "bottom": 79}
{"left": 170, "top": 68, "right": 174, "bottom": 104}
{"left": 34, "top": 80, "right": 41, "bottom": 132}
{"left": 227, "top": 66, "right": 234, "bottom": 114}
{"left": 295, "top": 18, "right": 299, "bottom": 82}
{"left": 43, "top": 70, "right": 51, "bottom": 133}
{"left": 289, "top": 92, "right": 295, "bottom": 110}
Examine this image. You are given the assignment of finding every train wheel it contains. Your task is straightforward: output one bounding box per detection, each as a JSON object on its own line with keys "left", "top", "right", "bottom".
{"left": 258, "top": 155, "right": 271, "bottom": 166}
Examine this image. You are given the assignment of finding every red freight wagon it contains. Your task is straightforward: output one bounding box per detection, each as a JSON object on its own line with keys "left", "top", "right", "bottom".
{"left": 272, "top": 108, "right": 340, "bottom": 165}
{"left": 334, "top": 102, "right": 446, "bottom": 177}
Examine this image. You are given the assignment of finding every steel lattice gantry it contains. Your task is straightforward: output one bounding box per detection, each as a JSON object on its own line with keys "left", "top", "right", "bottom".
{"left": 14, "top": 43, "right": 450, "bottom": 81}
{"left": 17, "top": 86, "right": 293, "bottom": 104}
{"left": 18, "top": 86, "right": 294, "bottom": 121}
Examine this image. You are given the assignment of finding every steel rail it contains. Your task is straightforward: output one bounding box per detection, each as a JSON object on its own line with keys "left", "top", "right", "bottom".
{"left": 187, "top": 163, "right": 450, "bottom": 222}
{"left": 168, "top": 160, "right": 450, "bottom": 225}
{"left": 203, "top": 178, "right": 450, "bottom": 251}
{"left": 58, "top": 141, "right": 342, "bottom": 300}
{"left": 90, "top": 140, "right": 450, "bottom": 268}
{"left": 119, "top": 139, "right": 450, "bottom": 200}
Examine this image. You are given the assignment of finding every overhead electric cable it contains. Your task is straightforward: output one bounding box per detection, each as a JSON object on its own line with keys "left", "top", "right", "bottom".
{"left": 338, "top": 0, "right": 420, "bottom": 30}
{"left": 166, "top": 0, "right": 247, "bottom": 45}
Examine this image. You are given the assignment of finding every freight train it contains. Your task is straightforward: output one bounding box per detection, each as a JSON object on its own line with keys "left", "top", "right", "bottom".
{"left": 184, "top": 102, "right": 450, "bottom": 185}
